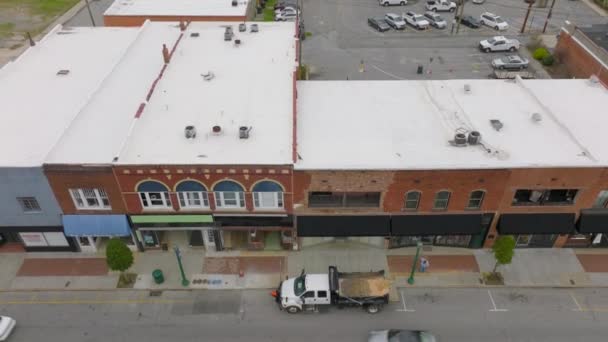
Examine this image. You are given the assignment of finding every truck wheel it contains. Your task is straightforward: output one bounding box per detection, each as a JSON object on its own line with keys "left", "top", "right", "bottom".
{"left": 365, "top": 304, "right": 380, "bottom": 314}
{"left": 383, "top": 2, "right": 389, "bottom": 6}
{"left": 286, "top": 306, "right": 301, "bottom": 314}
{"left": 509, "top": 47, "right": 516, "bottom": 52}
{"left": 400, "top": 1, "right": 405, "bottom": 5}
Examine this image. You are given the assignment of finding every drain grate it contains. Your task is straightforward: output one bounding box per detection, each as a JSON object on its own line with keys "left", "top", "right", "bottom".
{"left": 570, "top": 279, "right": 576, "bottom": 285}
{"left": 149, "top": 290, "right": 163, "bottom": 297}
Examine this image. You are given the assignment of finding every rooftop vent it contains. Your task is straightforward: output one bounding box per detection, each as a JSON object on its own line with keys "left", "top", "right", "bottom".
{"left": 212, "top": 125, "right": 222, "bottom": 134}
{"left": 464, "top": 84, "right": 471, "bottom": 94}
{"left": 239, "top": 126, "right": 252, "bottom": 139}
{"left": 250, "top": 24, "right": 259, "bottom": 33}
{"left": 239, "top": 23, "right": 246, "bottom": 32}
{"left": 234, "top": 39, "right": 241, "bottom": 46}
{"left": 450, "top": 133, "right": 467, "bottom": 147}
{"left": 201, "top": 71, "right": 215, "bottom": 81}
{"left": 57, "top": 69, "right": 70, "bottom": 76}
{"left": 467, "top": 131, "right": 481, "bottom": 145}
{"left": 531, "top": 112, "right": 542, "bottom": 123}
{"left": 224, "top": 26, "right": 233, "bottom": 41}
{"left": 190, "top": 32, "right": 199, "bottom": 37}
{"left": 185, "top": 125, "right": 197, "bottom": 139}
{"left": 232, "top": 0, "right": 238, "bottom": 6}
{"left": 490, "top": 119, "right": 503, "bottom": 131}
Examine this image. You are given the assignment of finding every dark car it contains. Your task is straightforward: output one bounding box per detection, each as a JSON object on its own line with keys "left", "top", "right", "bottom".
{"left": 368, "top": 17, "right": 391, "bottom": 32}
{"left": 456, "top": 15, "right": 481, "bottom": 28}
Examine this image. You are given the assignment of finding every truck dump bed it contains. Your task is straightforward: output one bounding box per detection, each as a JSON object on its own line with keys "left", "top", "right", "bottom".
{"left": 329, "top": 267, "right": 390, "bottom": 298}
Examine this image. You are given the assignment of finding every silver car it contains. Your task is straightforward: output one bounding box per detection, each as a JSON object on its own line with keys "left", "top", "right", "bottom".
{"left": 491, "top": 55, "right": 529, "bottom": 70}
{"left": 385, "top": 13, "right": 406, "bottom": 30}
{"left": 423, "top": 12, "right": 446, "bottom": 29}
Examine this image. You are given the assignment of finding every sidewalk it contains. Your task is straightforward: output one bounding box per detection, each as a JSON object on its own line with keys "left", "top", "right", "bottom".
{"left": 3, "top": 246, "right": 608, "bottom": 292}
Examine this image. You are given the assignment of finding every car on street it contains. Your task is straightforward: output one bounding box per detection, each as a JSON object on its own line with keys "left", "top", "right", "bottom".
{"left": 423, "top": 12, "right": 447, "bottom": 29}
{"left": 274, "top": 0, "right": 298, "bottom": 11}
{"left": 491, "top": 55, "right": 529, "bottom": 70}
{"left": 425, "top": 0, "right": 456, "bottom": 12}
{"left": 384, "top": 13, "right": 406, "bottom": 30}
{"left": 379, "top": 0, "right": 407, "bottom": 6}
{"left": 0, "top": 316, "right": 16, "bottom": 341}
{"left": 403, "top": 11, "right": 430, "bottom": 30}
{"left": 456, "top": 15, "right": 481, "bottom": 28}
{"left": 368, "top": 17, "right": 391, "bottom": 32}
{"left": 275, "top": 7, "right": 299, "bottom": 21}
{"left": 479, "top": 36, "right": 520, "bottom": 52}
{"left": 471, "top": 0, "right": 485, "bottom": 3}
{"left": 480, "top": 12, "right": 509, "bottom": 30}
{"left": 368, "top": 330, "right": 437, "bottom": 342}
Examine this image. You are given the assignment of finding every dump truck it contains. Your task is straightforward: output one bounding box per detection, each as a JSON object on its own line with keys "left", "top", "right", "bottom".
{"left": 271, "top": 266, "right": 390, "bottom": 314}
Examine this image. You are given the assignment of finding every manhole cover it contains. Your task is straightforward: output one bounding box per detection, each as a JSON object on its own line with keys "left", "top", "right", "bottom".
{"left": 149, "top": 290, "right": 163, "bottom": 297}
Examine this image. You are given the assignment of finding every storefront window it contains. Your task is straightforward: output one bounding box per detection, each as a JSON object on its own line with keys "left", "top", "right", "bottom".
{"left": 214, "top": 180, "right": 245, "bottom": 208}
{"left": 176, "top": 181, "right": 209, "bottom": 209}
{"left": 253, "top": 181, "right": 284, "bottom": 209}
{"left": 137, "top": 181, "right": 172, "bottom": 209}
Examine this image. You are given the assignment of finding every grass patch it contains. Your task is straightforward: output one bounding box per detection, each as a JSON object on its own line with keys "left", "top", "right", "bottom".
{"left": 0, "top": 22, "right": 15, "bottom": 38}
{"left": 117, "top": 272, "right": 137, "bottom": 288}
{"left": 262, "top": 0, "right": 278, "bottom": 22}
{"left": 305, "top": 31, "right": 312, "bottom": 37}
{"left": 482, "top": 272, "right": 504, "bottom": 285}
{"left": 0, "top": 0, "right": 80, "bottom": 18}
{"left": 593, "top": 0, "right": 608, "bottom": 10}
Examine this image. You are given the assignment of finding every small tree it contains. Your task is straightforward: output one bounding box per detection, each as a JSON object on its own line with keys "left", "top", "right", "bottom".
{"left": 106, "top": 238, "right": 134, "bottom": 274}
{"left": 492, "top": 235, "right": 516, "bottom": 273}
{"left": 533, "top": 47, "right": 550, "bottom": 61}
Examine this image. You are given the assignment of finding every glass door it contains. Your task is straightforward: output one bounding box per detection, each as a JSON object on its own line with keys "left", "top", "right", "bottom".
{"left": 516, "top": 234, "right": 532, "bottom": 247}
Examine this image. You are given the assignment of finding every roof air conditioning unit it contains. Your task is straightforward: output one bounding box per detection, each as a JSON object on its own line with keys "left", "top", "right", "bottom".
{"left": 490, "top": 119, "right": 503, "bottom": 131}
{"left": 450, "top": 133, "right": 467, "bottom": 147}
{"left": 212, "top": 125, "right": 222, "bottom": 134}
{"left": 464, "top": 84, "right": 471, "bottom": 94}
{"left": 250, "top": 24, "right": 259, "bottom": 33}
{"left": 239, "top": 23, "right": 246, "bottom": 32}
{"left": 232, "top": 0, "right": 238, "bottom": 6}
{"left": 239, "top": 126, "right": 252, "bottom": 139}
{"left": 531, "top": 113, "right": 542, "bottom": 123}
{"left": 184, "top": 125, "right": 197, "bottom": 139}
{"left": 224, "top": 26, "right": 233, "bottom": 41}
{"left": 467, "top": 131, "right": 481, "bottom": 145}
{"left": 234, "top": 39, "right": 241, "bottom": 46}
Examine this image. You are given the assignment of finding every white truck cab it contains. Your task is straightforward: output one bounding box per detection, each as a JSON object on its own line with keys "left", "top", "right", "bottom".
{"left": 278, "top": 273, "right": 331, "bottom": 312}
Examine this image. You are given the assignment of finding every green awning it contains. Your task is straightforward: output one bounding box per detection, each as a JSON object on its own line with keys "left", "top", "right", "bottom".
{"left": 130, "top": 215, "right": 213, "bottom": 224}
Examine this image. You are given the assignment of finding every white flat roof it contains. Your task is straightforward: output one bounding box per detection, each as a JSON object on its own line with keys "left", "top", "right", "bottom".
{"left": 46, "top": 23, "right": 182, "bottom": 164}
{"left": 296, "top": 79, "right": 608, "bottom": 170}
{"left": 117, "top": 22, "right": 297, "bottom": 165}
{"left": 105, "top": 0, "right": 250, "bottom": 17}
{"left": 0, "top": 25, "right": 141, "bottom": 167}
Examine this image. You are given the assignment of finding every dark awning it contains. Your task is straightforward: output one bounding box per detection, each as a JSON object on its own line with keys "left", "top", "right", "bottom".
{"left": 297, "top": 216, "right": 390, "bottom": 237}
{"left": 578, "top": 209, "right": 608, "bottom": 233}
{"left": 214, "top": 215, "right": 293, "bottom": 227}
{"left": 498, "top": 213, "right": 575, "bottom": 234}
{"left": 391, "top": 214, "right": 484, "bottom": 236}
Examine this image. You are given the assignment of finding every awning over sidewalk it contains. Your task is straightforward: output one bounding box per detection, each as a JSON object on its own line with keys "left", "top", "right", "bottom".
{"left": 391, "top": 214, "right": 484, "bottom": 236}
{"left": 63, "top": 215, "right": 132, "bottom": 237}
{"left": 297, "top": 215, "right": 390, "bottom": 237}
{"left": 578, "top": 209, "right": 608, "bottom": 233}
{"left": 497, "top": 213, "right": 575, "bottom": 234}
{"left": 130, "top": 215, "right": 214, "bottom": 228}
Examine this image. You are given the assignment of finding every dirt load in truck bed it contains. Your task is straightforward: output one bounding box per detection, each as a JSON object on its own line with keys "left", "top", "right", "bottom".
{"left": 338, "top": 272, "right": 391, "bottom": 298}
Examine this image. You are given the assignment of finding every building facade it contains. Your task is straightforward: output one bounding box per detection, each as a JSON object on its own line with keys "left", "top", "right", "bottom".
{"left": 555, "top": 22, "right": 608, "bottom": 86}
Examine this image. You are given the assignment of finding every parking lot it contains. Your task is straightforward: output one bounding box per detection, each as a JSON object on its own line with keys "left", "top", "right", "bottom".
{"left": 301, "top": 0, "right": 607, "bottom": 79}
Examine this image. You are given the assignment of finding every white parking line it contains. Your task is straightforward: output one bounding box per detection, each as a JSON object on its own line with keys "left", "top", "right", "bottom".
{"left": 570, "top": 292, "right": 583, "bottom": 312}
{"left": 396, "top": 289, "right": 415, "bottom": 312}
{"left": 371, "top": 65, "right": 404, "bottom": 80}
{"left": 487, "top": 290, "right": 508, "bottom": 312}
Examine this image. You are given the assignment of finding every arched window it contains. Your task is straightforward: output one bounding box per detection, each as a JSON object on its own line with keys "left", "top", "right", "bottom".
{"left": 176, "top": 181, "right": 209, "bottom": 209}
{"left": 404, "top": 191, "right": 421, "bottom": 210}
{"left": 252, "top": 181, "right": 284, "bottom": 209}
{"left": 213, "top": 180, "right": 245, "bottom": 208}
{"left": 433, "top": 190, "right": 451, "bottom": 210}
{"left": 137, "top": 181, "right": 171, "bottom": 209}
{"left": 467, "top": 190, "right": 485, "bottom": 209}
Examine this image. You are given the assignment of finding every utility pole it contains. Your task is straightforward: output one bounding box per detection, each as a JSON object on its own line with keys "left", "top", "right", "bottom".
{"left": 520, "top": 0, "right": 535, "bottom": 34}
{"left": 542, "top": 0, "right": 557, "bottom": 34}
{"left": 84, "top": 0, "right": 96, "bottom": 27}
{"left": 455, "top": 0, "right": 465, "bottom": 34}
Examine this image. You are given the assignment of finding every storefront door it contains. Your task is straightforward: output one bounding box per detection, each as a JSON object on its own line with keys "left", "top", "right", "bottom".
{"left": 77, "top": 236, "right": 97, "bottom": 253}
{"left": 202, "top": 229, "right": 218, "bottom": 251}
{"left": 516, "top": 234, "right": 532, "bottom": 247}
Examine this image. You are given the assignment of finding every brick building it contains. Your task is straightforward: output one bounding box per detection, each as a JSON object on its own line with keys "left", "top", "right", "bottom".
{"left": 555, "top": 21, "right": 608, "bottom": 86}
{"left": 293, "top": 79, "right": 608, "bottom": 250}
{"left": 103, "top": 0, "right": 255, "bottom": 27}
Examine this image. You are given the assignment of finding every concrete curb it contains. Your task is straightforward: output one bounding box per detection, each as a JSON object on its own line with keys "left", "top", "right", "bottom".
{"left": 580, "top": 0, "right": 608, "bottom": 17}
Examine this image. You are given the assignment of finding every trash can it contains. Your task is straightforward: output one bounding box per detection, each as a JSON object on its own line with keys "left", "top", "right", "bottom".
{"left": 417, "top": 65, "right": 424, "bottom": 74}
{"left": 152, "top": 269, "right": 164, "bottom": 284}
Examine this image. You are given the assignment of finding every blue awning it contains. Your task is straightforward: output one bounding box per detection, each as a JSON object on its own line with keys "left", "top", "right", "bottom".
{"left": 63, "top": 215, "right": 132, "bottom": 237}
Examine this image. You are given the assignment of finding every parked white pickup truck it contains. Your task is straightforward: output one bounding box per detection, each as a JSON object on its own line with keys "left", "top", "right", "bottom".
{"left": 425, "top": 0, "right": 456, "bottom": 12}
{"left": 479, "top": 36, "right": 520, "bottom": 52}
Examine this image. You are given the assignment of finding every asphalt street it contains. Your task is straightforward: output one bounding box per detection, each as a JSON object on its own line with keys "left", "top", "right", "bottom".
{"left": 2, "top": 287, "right": 608, "bottom": 341}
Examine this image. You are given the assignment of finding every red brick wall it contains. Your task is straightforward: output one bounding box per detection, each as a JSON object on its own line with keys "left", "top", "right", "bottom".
{"left": 104, "top": 15, "right": 247, "bottom": 27}
{"left": 555, "top": 30, "right": 608, "bottom": 86}
{"left": 113, "top": 165, "right": 293, "bottom": 214}
{"left": 44, "top": 165, "right": 127, "bottom": 214}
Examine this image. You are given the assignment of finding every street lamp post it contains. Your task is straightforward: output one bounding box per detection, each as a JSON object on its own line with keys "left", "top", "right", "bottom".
{"left": 407, "top": 242, "right": 424, "bottom": 285}
{"left": 174, "top": 246, "right": 189, "bottom": 287}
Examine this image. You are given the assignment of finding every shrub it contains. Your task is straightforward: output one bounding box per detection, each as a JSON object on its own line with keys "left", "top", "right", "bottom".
{"left": 541, "top": 54, "right": 555, "bottom": 66}
{"left": 533, "top": 47, "right": 550, "bottom": 61}
{"left": 106, "top": 238, "right": 134, "bottom": 273}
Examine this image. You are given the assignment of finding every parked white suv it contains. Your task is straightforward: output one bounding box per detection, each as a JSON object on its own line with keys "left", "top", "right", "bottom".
{"left": 425, "top": 0, "right": 456, "bottom": 12}
{"left": 379, "top": 0, "right": 407, "bottom": 6}
{"left": 0, "top": 316, "right": 16, "bottom": 341}
{"left": 403, "top": 11, "right": 430, "bottom": 30}
{"left": 479, "top": 36, "right": 520, "bottom": 52}
{"left": 480, "top": 12, "right": 508, "bottom": 30}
